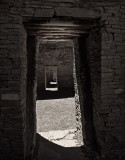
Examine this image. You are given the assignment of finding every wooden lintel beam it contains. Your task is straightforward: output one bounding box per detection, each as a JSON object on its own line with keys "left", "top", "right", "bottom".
{"left": 39, "top": 39, "right": 72, "bottom": 42}
{"left": 28, "top": 23, "right": 81, "bottom": 27}
{"left": 39, "top": 38, "right": 73, "bottom": 41}
{"left": 25, "top": 25, "right": 93, "bottom": 31}
{"left": 27, "top": 33, "right": 87, "bottom": 37}
{"left": 27, "top": 30, "right": 88, "bottom": 35}
{"left": 25, "top": 23, "right": 94, "bottom": 27}
{"left": 38, "top": 35, "right": 79, "bottom": 39}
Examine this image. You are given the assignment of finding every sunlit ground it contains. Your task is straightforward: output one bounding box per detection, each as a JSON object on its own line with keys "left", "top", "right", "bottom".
{"left": 36, "top": 97, "right": 83, "bottom": 147}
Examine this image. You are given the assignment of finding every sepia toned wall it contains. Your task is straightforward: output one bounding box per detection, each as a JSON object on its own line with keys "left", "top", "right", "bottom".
{"left": 0, "top": 0, "right": 125, "bottom": 159}
{"left": 37, "top": 41, "right": 74, "bottom": 96}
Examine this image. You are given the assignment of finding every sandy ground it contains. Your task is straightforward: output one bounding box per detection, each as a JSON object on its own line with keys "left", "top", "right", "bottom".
{"left": 36, "top": 97, "right": 76, "bottom": 132}
{"left": 38, "top": 129, "right": 82, "bottom": 147}
{"left": 36, "top": 97, "right": 84, "bottom": 148}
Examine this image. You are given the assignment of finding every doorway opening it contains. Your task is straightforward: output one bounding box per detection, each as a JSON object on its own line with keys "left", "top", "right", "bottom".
{"left": 25, "top": 17, "right": 101, "bottom": 159}
{"left": 36, "top": 40, "right": 83, "bottom": 147}
{"left": 45, "top": 65, "right": 58, "bottom": 91}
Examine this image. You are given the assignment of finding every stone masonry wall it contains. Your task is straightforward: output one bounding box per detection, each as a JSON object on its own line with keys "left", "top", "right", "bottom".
{"left": 0, "top": 0, "right": 125, "bottom": 160}
{"left": 26, "top": 36, "right": 39, "bottom": 159}
{"left": 73, "top": 37, "right": 99, "bottom": 152}
{"left": 0, "top": 1, "right": 26, "bottom": 160}
{"left": 37, "top": 41, "right": 74, "bottom": 95}
{"left": 85, "top": 25, "right": 101, "bottom": 151}
{"left": 73, "top": 38, "right": 84, "bottom": 147}
{"left": 100, "top": 5, "right": 125, "bottom": 159}
{"left": 85, "top": 2, "right": 125, "bottom": 159}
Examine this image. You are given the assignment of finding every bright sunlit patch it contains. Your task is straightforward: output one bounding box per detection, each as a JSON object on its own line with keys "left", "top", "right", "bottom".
{"left": 39, "top": 129, "right": 83, "bottom": 147}
{"left": 46, "top": 87, "right": 58, "bottom": 91}
{"left": 50, "top": 82, "right": 57, "bottom": 85}
{"left": 36, "top": 98, "right": 83, "bottom": 148}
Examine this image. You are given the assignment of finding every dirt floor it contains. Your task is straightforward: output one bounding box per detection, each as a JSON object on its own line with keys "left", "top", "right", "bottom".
{"left": 35, "top": 97, "right": 84, "bottom": 159}
{"left": 36, "top": 97, "right": 76, "bottom": 132}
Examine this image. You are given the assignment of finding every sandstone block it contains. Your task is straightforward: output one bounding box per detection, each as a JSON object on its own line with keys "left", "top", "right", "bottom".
{"left": 1, "top": 94, "right": 20, "bottom": 100}
{"left": 115, "top": 88, "right": 124, "bottom": 94}
{"left": 55, "top": 7, "right": 101, "bottom": 18}
{"left": 21, "top": 8, "right": 34, "bottom": 16}
{"left": 34, "top": 9, "right": 54, "bottom": 17}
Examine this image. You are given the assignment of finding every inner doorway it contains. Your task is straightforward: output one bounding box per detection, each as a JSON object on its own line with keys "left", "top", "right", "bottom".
{"left": 36, "top": 40, "right": 83, "bottom": 147}
{"left": 25, "top": 18, "right": 100, "bottom": 159}
{"left": 45, "top": 65, "right": 58, "bottom": 91}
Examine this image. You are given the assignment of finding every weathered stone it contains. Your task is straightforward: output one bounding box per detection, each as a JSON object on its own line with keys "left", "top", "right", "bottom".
{"left": 55, "top": 7, "right": 101, "bottom": 18}
{"left": 21, "top": 8, "right": 34, "bottom": 16}
{"left": 37, "top": 41, "right": 74, "bottom": 98}
{"left": 1, "top": 94, "right": 20, "bottom": 100}
{"left": 34, "top": 8, "right": 54, "bottom": 17}
{"left": 115, "top": 88, "right": 124, "bottom": 94}
{"left": 0, "top": 1, "right": 125, "bottom": 160}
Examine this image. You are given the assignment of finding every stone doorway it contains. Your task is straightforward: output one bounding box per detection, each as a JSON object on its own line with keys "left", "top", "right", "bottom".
{"left": 45, "top": 65, "right": 58, "bottom": 91}
{"left": 36, "top": 40, "right": 83, "bottom": 148}
{"left": 25, "top": 18, "right": 101, "bottom": 160}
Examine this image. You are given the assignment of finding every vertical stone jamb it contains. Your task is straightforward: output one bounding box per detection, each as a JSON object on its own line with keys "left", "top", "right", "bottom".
{"left": 26, "top": 36, "right": 39, "bottom": 159}
{"left": 73, "top": 37, "right": 98, "bottom": 152}
{"left": 73, "top": 38, "right": 83, "bottom": 145}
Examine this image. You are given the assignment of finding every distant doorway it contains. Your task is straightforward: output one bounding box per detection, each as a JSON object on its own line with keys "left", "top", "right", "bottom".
{"left": 25, "top": 17, "right": 101, "bottom": 159}
{"left": 36, "top": 41, "right": 82, "bottom": 147}
{"left": 45, "top": 66, "right": 58, "bottom": 91}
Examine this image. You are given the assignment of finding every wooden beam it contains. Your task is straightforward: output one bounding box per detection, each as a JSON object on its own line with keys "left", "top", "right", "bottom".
{"left": 27, "top": 32, "right": 87, "bottom": 37}
{"left": 25, "top": 25, "right": 93, "bottom": 30}
{"left": 27, "top": 29, "right": 88, "bottom": 35}
{"left": 25, "top": 22, "right": 94, "bottom": 27}
{"left": 39, "top": 35, "right": 79, "bottom": 39}
{"left": 24, "top": 20, "right": 93, "bottom": 37}
{"left": 39, "top": 39, "right": 72, "bottom": 42}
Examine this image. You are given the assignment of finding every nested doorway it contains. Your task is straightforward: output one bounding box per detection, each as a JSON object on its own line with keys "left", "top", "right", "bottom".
{"left": 45, "top": 65, "right": 58, "bottom": 91}
{"left": 25, "top": 18, "right": 101, "bottom": 159}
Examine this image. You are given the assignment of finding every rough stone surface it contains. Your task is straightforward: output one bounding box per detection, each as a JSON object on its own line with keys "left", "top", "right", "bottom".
{"left": 37, "top": 41, "right": 74, "bottom": 97}
{"left": 55, "top": 7, "right": 101, "bottom": 18}
{"left": 0, "top": 0, "right": 125, "bottom": 160}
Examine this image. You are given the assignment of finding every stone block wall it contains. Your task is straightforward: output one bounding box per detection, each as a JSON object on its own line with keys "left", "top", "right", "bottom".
{"left": 73, "top": 37, "right": 99, "bottom": 151}
{"left": 85, "top": 25, "right": 101, "bottom": 151}
{"left": 100, "top": 5, "right": 125, "bottom": 158}
{"left": 26, "top": 36, "right": 39, "bottom": 159}
{"left": 0, "top": 1, "right": 26, "bottom": 159}
{"left": 85, "top": 6, "right": 125, "bottom": 157}
{"left": 73, "top": 38, "right": 84, "bottom": 147}
{"left": 37, "top": 41, "right": 74, "bottom": 96}
{"left": 85, "top": 2, "right": 125, "bottom": 159}
{"left": 0, "top": 0, "right": 125, "bottom": 160}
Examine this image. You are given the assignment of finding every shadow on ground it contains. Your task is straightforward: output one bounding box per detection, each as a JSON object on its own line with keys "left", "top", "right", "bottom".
{"left": 33, "top": 133, "right": 97, "bottom": 160}
{"left": 37, "top": 90, "right": 75, "bottom": 100}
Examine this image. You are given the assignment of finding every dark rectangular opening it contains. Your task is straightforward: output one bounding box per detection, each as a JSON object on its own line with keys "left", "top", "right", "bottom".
{"left": 45, "top": 65, "right": 58, "bottom": 91}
